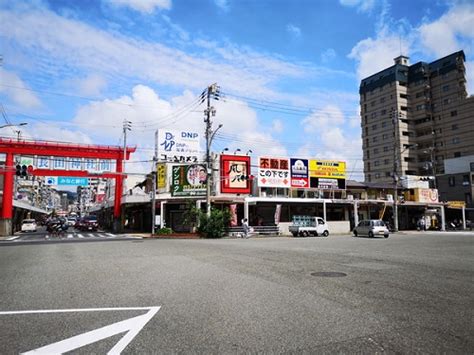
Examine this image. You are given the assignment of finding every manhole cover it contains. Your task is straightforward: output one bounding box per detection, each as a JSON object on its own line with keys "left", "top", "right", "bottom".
{"left": 311, "top": 272, "right": 347, "bottom": 277}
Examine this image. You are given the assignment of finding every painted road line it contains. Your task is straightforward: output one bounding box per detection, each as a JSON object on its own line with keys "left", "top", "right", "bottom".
{"left": 77, "top": 234, "right": 85, "bottom": 238}
{"left": 88, "top": 233, "right": 97, "bottom": 238}
{"left": 67, "top": 234, "right": 73, "bottom": 239}
{"left": 45, "top": 235, "right": 50, "bottom": 239}
{"left": 106, "top": 233, "right": 116, "bottom": 238}
{"left": 0, "top": 306, "right": 161, "bottom": 355}
{"left": 6, "top": 236, "right": 20, "bottom": 241}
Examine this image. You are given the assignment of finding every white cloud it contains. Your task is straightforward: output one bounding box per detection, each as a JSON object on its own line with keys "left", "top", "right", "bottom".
{"left": 0, "top": 68, "right": 42, "bottom": 109}
{"left": 69, "top": 74, "right": 107, "bottom": 96}
{"left": 301, "top": 105, "right": 345, "bottom": 132}
{"left": 271, "top": 119, "right": 284, "bottom": 133}
{"left": 339, "top": 0, "right": 375, "bottom": 13}
{"left": 418, "top": 4, "right": 474, "bottom": 58}
{"left": 286, "top": 24, "right": 302, "bottom": 38}
{"left": 321, "top": 48, "right": 336, "bottom": 63}
{"left": 1, "top": 6, "right": 320, "bottom": 101}
{"left": 108, "top": 0, "right": 171, "bottom": 13}
{"left": 214, "top": 0, "right": 230, "bottom": 11}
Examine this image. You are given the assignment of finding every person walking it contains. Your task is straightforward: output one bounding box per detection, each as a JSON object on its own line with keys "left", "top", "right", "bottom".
{"left": 242, "top": 218, "right": 250, "bottom": 239}
{"left": 420, "top": 217, "right": 426, "bottom": 232}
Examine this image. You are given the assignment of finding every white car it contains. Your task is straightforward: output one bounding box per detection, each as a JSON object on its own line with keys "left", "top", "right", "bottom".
{"left": 21, "top": 219, "right": 37, "bottom": 232}
{"left": 353, "top": 219, "right": 389, "bottom": 238}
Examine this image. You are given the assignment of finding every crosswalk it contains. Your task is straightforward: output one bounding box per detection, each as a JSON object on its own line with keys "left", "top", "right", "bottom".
{"left": 44, "top": 232, "right": 120, "bottom": 240}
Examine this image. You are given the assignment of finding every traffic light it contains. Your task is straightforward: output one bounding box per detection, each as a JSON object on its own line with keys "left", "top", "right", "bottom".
{"left": 21, "top": 165, "right": 28, "bottom": 177}
{"left": 15, "top": 164, "right": 21, "bottom": 176}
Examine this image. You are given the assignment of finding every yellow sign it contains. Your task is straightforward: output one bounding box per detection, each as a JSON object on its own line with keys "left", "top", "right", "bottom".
{"left": 157, "top": 163, "right": 167, "bottom": 189}
{"left": 447, "top": 201, "right": 465, "bottom": 209}
{"left": 414, "top": 188, "right": 439, "bottom": 203}
{"left": 309, "top": 160, "right": 346, "bottom": 179}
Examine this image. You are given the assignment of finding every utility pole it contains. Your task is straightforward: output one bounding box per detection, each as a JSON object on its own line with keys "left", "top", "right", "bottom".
{"left": 151, "top": 130, "right": 158, "bottom": 235}
{"left": 392, "top": 110, "right": 401, "bottom": 232}
{"left": 123, "top": 119, "right": 132, "bottom": 172}
{"left": 204, "top": 83, "right": 221, "bottom": 217}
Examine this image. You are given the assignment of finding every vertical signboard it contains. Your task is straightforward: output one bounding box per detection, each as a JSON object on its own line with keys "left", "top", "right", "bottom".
{"left": 309, "top": 160, "right": 346, "bottom": 189}
{"left": 157, "top": 163, "right": 167, "bottom": 189}
{"left": 290, "top": 158, "right": 309, "bottom": 188}
{"left": 220, "top": 155, "right": 251, "bottom": 194}
{"left": 171, "top": 164, "right": 207, "bottom": 196}
{"left": 258, "top": 157, "right": 290, "bottom": 188}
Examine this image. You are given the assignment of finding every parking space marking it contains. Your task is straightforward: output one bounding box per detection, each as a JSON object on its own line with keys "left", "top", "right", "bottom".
{"left": 0, "top": 306, "right": 161, "bottom": 354}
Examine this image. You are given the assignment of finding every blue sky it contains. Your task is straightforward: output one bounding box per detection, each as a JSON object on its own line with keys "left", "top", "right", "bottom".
{"left": 1, "top": 0, "right": 473, "bottom": 180}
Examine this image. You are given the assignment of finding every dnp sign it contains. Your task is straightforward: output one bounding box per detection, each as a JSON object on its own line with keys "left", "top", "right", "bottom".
{"left": 158, "top": 129, "right": 200, "bottom": 156}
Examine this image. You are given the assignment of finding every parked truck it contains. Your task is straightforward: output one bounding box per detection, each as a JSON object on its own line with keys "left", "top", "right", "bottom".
{"left": 289, "top": 215, "right": 329, "bottom": 237}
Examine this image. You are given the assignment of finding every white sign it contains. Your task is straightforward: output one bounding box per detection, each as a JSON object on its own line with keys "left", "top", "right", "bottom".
{"left": 45, "top": 176, "right": 58, "bottom": 185}
{"left": 258, "top": 157, "right": 290, "bottom": 188}
{"left": 0, "top": 306, "right": 160, "bottom": 354}
{"left": 158, "top": 129, "right": 200, "bottom": 162}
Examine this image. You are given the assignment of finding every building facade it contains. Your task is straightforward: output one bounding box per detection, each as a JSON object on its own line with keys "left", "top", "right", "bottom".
{"left": 360, "top": 50, "right": 474, "bottom": 183}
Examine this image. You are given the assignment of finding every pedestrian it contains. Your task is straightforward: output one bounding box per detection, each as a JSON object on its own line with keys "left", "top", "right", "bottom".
{"left": 242, "top": 218, "right": 250, "bottom": 238}
{"left": 420, "top": 217, "right": 426, "bottom": 231}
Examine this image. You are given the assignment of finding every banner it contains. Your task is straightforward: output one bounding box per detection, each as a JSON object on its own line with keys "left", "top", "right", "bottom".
{"left": 171, "top": 164, "right": 207, "bottom": 197}
{"left": 309, "top": 160, "right": 346, "bottom": 189}
{"left": 290, "top": 158, "right": 309, "bottom": 188}
{"left": 274, "top": 204, "right": 282, "bottom": 225}
{"left": 258, "top": 157, "right": 290, "bottom": 188}
{"left": 414, "top": 188, "right": 439, "bottom": 203}
{"left": 157, "top": 163, "right": 167, "bottom": 189}
{"left": 220, "top": 155, "right": 251, "bottom": 194}
{"left": 229, "top": 204, "right": 238, "bottom": 226}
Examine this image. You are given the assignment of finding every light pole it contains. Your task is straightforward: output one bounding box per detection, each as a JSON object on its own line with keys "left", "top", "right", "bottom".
{"left": 0, "top": 122, "right": 28, "bottom": 136}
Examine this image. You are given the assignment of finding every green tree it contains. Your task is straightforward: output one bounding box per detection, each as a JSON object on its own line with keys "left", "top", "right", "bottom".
{"left": 184, "top": 201, "right": 231, "bottom": 238}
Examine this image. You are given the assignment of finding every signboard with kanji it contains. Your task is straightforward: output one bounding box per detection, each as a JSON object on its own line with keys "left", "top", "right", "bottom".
{"left": 309, "top": 160, "right": 346, "bottom": 189}
{"left": 220, "top": 155, "right": 251, "bottom": 194}
{"left": 258, "top": 157, "right": 290, "bottom": 188}
{"left": 290, "top": 158, "right": 309, "bottom": 188}
{"left": 171, "top": 164, "right": 207, "bottom": 197}
{"left": 157, "top": 163, "right": 167, "bottom": 189}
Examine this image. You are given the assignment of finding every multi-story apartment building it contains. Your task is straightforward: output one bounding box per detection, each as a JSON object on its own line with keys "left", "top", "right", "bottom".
{"left": 360, "top": 50, "right": 474, "bottom": 183}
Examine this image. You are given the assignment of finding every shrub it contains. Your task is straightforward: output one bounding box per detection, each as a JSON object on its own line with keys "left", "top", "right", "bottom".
{"left": 183, "top": 202, "right": 231, "bottom": 238}
{"left": 156, "top": 227, "right": 173, "bottom": 235}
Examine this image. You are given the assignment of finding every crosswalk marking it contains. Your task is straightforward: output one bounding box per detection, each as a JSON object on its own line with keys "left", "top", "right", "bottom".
{"left": 6, "top": 236, "right": 20, "bottom": 241}
{"left": 105, "top": 233, "right": 116, "bottom": 238}
{"left": 88, "top": 233, "right": 96, "bottom": 238}
{"left": 67, "top": 234, "right": 73, "bottom": 239}
{"left": 77, "top": 234, "right": 84, "bottom": 238}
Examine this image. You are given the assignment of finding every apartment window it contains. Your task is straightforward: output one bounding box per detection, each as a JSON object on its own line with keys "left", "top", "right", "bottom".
{"left": 442, "top": 85, "right": 450, "bottom": 92}
{"left": 364, "top": 104, "right": 367, "bottom": 111}
{"left": 451, "top": 110, "right": 458, "bottom": 117}
{"left": 463, "top": 175, "right": 470, "bottom": 186}
{"left": 365, "top": 127, "right": 369, "bottom": 135}
{"left": 366, "top": 139, "right": 369, "bottom": 147}
{"left": 367, "top": 150, "right": 370, "bottom": 159}
{"left": 368, "top": 174, "right": 372, "bottom": 182}
{"left": 374, "top": 161, "right": 380, "bottom": 167}
{"left": 416, "top": 104, "right": 426, "bottom": 111}
{"left": 371, "top": 101, "right": 376, "bottom": 107}
{"left": 382, "top": 121, "right": 387, "bottom": 128}
{"left": 371, "top": 112, "right": 377, "bottom": 119}
{"left": 380, "top": 97, "right": 385, "bottom": 103}
{"left": 374, "top": 148, "right": 379, "bottom": 154}
{"left": 381, "top": 109, "right": 387, "bottom": 115}
{"left": 372, "top": 124, "right": 378, "bottom": 130}
{"left": 449, "top": 176, "right": 455, "bottom": 186}
{"left": 384, "top": 159, "right": 390, "bottom": 165}
{"left": 385, "top": 172, "right": 391, "bottom": 177}
{"left": 452, "top": 137, "right": 460, "bottom": 144}
{"left": 367, "top": 162, "right": 371, "bottom": 170}
{"left": 454, "top": 152, "right": 461, "bottom": 158}
{"left": 399, "top": 93, "right": 408, "bottom": 99}
{"left": 375, "top": 173, "right": 381, "bottom": 178}
{"left": 416, "top": 92, "right": 424, "bottom": 98}
{"left": 443, "top": 98, "right": 451, "bottom": 105}
{"left": 452, "top": 124, "right": 458, "bottom": 130}
{"left": 364, "top": 116, "right": 368, "bottom": 125}
{"left": 382, "top": 134, "right": 388, "bottom": 140}
{"left": 373, "top": 136, "right": 378, "bottom": 143}
{"left": 384, "top": 146, "right": 389, "bottom": 152}
{"left": 470, "top": 162, "right": 474, "bottom": 172}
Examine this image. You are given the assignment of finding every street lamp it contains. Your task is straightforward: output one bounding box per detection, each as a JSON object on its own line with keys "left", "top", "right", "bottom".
{"left": 0, "top": 122, "right": 28, "bottom": 130}
{"left": 234, "top": 148, "right": 241, "bottom": 155}
{"left": 246, "top": 150, "right": 253, "bottom": 155}
{"left": 221, "top": 147, "right": 229, "bottom": 154}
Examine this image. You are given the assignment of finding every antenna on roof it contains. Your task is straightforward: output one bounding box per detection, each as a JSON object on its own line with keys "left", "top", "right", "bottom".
{"left": 399, "top": 33, "right": 402, "bottom": 56}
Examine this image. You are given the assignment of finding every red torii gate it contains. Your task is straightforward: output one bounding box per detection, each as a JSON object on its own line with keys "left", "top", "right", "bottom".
{"left": 0, "top": 138, "right": 136, "bottom": 235}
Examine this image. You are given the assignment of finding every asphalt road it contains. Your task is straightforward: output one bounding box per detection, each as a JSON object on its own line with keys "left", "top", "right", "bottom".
{"left": 0, "top": 231, "right": 472, "bottom": 353}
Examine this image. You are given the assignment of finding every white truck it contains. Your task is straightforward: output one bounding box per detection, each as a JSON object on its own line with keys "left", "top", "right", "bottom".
{"left": 289, "top": 215, "right": 330, "bottom": 237}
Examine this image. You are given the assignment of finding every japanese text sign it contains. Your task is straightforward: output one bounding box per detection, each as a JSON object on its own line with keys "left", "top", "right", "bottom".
{"left": 220, "top": 155, "right": 251, "bottom": 194}
{"left": 258, "top": 157, "right": 290, "bottom": 188}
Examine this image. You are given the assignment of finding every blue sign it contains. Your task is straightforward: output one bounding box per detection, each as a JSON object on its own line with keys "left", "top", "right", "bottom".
{"left": 57, "top": 177, "right": 89, "bottom": 186}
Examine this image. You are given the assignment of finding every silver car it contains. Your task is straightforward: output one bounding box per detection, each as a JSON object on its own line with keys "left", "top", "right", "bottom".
{"left": 353, "top": 219, "right": 389, "bottom": 238}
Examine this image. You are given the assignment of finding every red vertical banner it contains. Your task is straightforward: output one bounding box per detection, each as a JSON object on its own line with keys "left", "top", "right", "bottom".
{"left": 229, "top": 204, "right": 238, "bottom": 226}
{"left": 220, "top": 155, "right": 251, "bottom": 194}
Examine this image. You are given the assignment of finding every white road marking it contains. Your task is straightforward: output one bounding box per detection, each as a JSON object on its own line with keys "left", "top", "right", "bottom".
{"left": 6, "top": 306, "right": 161, "bottom": 355}
{"left": 88, "top": 233, "right": 97, "bottom": 238}
{"left": 6, "top": 236, "right": 20, "bottom": 241}
{"left": 67, "top": 234, "right": 73, "bottom": 239}
{"left": 77, "top": 234, "right": 84, "bottom": 238}
{"left": 106, "top": 233, "right": 116, "bottom": 238}
{"left": 45, "top": 235, "right": 50, "bottom": 239}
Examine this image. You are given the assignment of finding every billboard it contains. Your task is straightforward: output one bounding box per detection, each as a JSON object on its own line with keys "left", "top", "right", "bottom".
{"left": 171, "top": 164, "right": 207, "bottom": 197}
{"left": 414, "top": 188, "right": 439, "bottom": 203}
{"left": 309, "top": 160, "right": 346, "bottom": 190}
{"left": 157, "top": 163, "right": 167, "bottom": 189}
{"left": 158, "top": 129, "right": 200, "bottom": 163}
{"left": 258, "top": 157, "right": 290, "bottom": 188}
{"left": 290, "top": 158, "right": 309, "bottom": 188}
{"left": 220, "top": 155, "right": 251, "bottom": 194}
